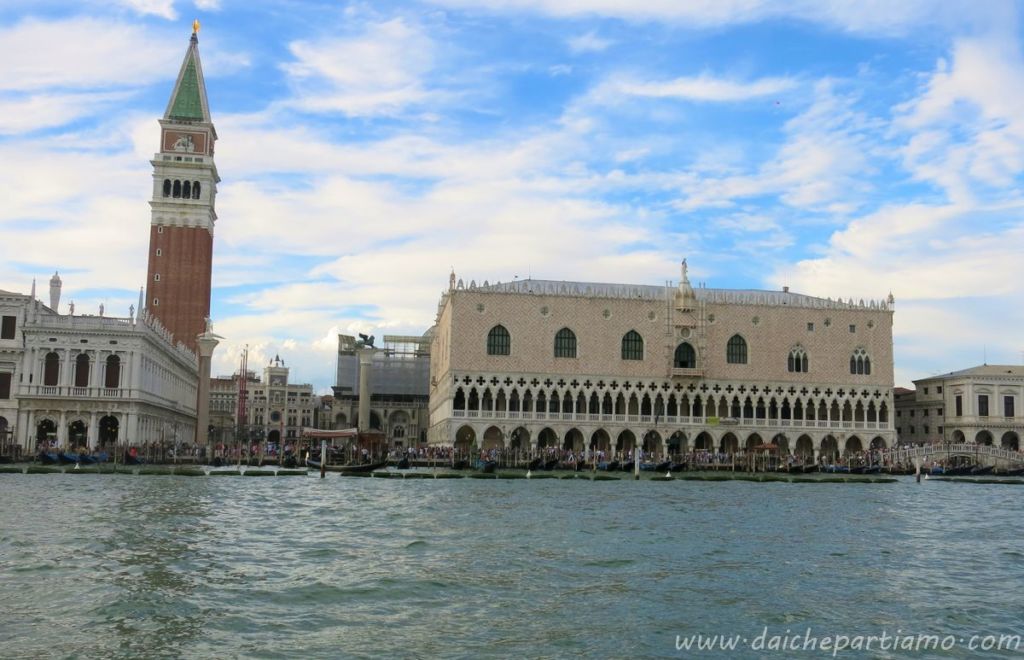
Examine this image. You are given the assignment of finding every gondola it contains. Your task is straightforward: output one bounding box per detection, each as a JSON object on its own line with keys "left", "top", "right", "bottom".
{"left": 1002, "top": 467, "right": 1024, "bottom": 477}
{"left": 305, "top": 457, "right": 388, "bottom": 473}
{"left": 655, "top": 461, "right": 671, "bottom": 472}
{"left": 606, "top": 460, "right": 621, "bottom": 471}
{"left": 802, "top": 464, "right": 819, "bottom": 473}
{"left": 476, "top": 459, "right": 497, "bottom": 473}
{"left": 970, "top": 465, "right": 994, "bottom": 476}
{"left": 528, "top": 458, "right": 543, "bottom": 471}
{"left": 396, "top": 456, "right": 410, "bottom": 470}
{"left": 452, "top": 459, "right": 470, "bottom": 470}
{"left": 37, "top": 451, "right": 59, "bottom": 464}
{"left": 57, "top": 452, "right": 80, "bottom": 465}
{"left": 669, "top": 462, "right": 687, "bottom": 472}
{"left": 543, "top": 459, "right": 559, "bottom": 471}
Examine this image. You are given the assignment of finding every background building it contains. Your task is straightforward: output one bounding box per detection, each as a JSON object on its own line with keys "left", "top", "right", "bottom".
{"left": 894, "top": 365, "right": 1022, "bottom": 449}
{"left": 234, "top": 356, "right": 315, "bottom": 447}
{"left": 332, "top": 334, "right": 430, "bottom": 447}
{"left": 428, "top": 263, "right": 897, "bottom": 459}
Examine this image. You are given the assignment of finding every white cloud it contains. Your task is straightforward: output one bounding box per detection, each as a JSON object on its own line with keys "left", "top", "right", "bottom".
{"left": 281, "top": 18, "right": 437, "bottom": 116}
{"left": 119, "top": 0, "right": 177, "bottom": 19}
{"left": 0, "top": 91, "right": 131, "bottom": 134}
{"left": 894, "top": 35, "right": 1024, "bottom": 204}
{"left": 567, "top": 30, "right": 613, "bottom": 54}
{"left": 602, "top": 72, "right": 796, "bottom": 102}
{"left": 0, "top": 18, "right": 178, "bottom": 91}
{"left": 671, "top": 80, "right": 874, "bottom": 212}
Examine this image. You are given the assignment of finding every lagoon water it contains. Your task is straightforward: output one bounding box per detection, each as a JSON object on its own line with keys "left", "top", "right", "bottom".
{"left": 1, "top": 473, "right": 1022, "bottom": 658}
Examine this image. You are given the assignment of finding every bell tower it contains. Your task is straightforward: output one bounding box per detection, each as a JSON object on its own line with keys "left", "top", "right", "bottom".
{"left": 145, "top": 21, "right": 219, "bottom": 353}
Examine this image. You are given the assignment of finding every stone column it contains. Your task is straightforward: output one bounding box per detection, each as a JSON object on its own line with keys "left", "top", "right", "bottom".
{"left": 58, "top": 410, "right": 67, "bottom": 448}
{"left": 25, "top": 410, "right": 35, "bottom": 450}
{"left": 16, "top": 408, "right": 30, "bottom": 451}
{"left": 357, "top": 347, "right": 375, "bottom": 432}
{"left": 195, "top": 329, "right": 221, "bottom": 447}
{"left": 89, "top": 411, "right": 98, "bottom": 448}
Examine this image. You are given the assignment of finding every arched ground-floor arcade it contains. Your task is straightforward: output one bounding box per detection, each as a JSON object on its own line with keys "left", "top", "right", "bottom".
{"left": 429, "top": 420, "right": 895, "bottom": 461}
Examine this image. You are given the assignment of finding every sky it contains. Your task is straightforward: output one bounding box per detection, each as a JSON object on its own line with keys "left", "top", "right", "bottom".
{"left": 2, "top": 0, "right": 1023, "bottom": 392}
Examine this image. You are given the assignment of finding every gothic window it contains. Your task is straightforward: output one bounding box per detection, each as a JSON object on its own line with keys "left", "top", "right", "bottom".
{"left": 787, "top": 346, "right": 809, "bottom": 373}
{"left": 43, "top": 352, "right": 60, "bottom": 386}
{"left": 726, "top": 334, "right": 748, "bottom": 364}
{"left": 192, "top": 181, "right": 201, "bottom": 199}
{"left": 850, "top": 348, "right": 871, "bottom": 375}
{"left": 182, "top": 181, "right": 191, "bottom": 198}
{"left": 172, "top": 180, "right": 181, "bottom": 198}
{"left": 162, "top": 179, "right": 171, "bottom": 197}
{"left": 74, "top": 353, "right": 90, "bottom": 387}
{"left": 554, "top": 328, "right": 576, "bottom": 358}
{"left": 621, "top": 330, "right": 643, "bottom": 360}
{"left": 486, "top": 325, "right": 510, "bottom": 356}
{"left": 674, "top": 342, "right": 696, "bottom": 368}
{"left": 105, "top": 355, "right": 121, "bottom": 389}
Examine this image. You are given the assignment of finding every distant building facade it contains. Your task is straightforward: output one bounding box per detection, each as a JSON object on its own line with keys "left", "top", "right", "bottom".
{"left": 894, "top": 365, "right": 1022, "bottom": 450}
{"left": 332, "top": 334, "right": 430, "bottom": 446}
{"left": 235, "top": 356, "right": 315, "bottom": 446}
{"left": 428, "top": 263, "right": 897, "bottom": 459}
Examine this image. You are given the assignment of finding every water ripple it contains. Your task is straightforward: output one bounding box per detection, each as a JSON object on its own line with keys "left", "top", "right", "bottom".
{"left": 1, "top": 475, "right": 1023, "bottom": 657}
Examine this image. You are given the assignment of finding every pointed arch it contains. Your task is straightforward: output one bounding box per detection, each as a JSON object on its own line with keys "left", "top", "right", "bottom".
{"left": 554, "top": 327, "right": 577, "bottom": 358}
{"left": 674, "top": 342, "right": 696, "bottom": 368}
{"left": 486, "top": 325, "right": 510, "bottom": 355}
{"left": 788, "top": 345, "right": 809, "bottom": 373}
{"left": 621, "top": 330, "right": 644, "bottom": 360}
{"left": 726, "top": 334, "right": 748, "bottom": 364}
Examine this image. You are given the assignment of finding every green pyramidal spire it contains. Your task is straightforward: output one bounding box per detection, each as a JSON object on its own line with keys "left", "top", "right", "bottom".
{"left": 164, "top": 30, "right": 211, "bottom": 123}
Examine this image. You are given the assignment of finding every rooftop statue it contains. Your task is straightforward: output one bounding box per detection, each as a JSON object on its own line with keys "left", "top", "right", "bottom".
{"left": 357, "top": 333, "right": 375, "bottom": 348}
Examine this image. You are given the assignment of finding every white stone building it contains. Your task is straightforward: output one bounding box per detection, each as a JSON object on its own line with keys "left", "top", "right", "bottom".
{"left": 894, "top": 365, "right": 1022, "bottom": 449}
{"left": 428, "top": 263, "right": 897, "bottom": 460}
{"left": 0, "top": 280, "right": 198, "bottom": 453}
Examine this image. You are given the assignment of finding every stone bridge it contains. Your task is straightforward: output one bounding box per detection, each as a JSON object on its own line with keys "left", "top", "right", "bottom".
{"left": 882, "top": 443, "right": 1024, "bottom": 468}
